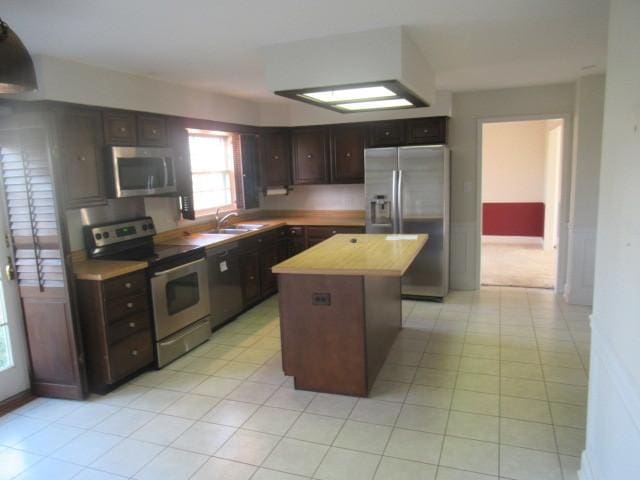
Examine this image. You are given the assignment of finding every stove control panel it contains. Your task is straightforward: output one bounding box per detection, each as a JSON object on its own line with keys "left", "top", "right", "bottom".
{"left": 84, "top": 216, "right": 156, "bottom": 250}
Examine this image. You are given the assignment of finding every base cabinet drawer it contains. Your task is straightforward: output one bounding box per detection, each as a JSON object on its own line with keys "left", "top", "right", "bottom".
{"left": 108, "top": 311, "right": 151, "bottom": 345}
{"left": 77, "top": 271, "right": 154, "bottom": 393}
{"left": 109, "top": 330, "right": 153, "bottom": 381}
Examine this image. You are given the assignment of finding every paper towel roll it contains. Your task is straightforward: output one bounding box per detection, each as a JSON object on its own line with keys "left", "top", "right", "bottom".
{"left": 264, "top": 187, "right": 289, "bottom": 196}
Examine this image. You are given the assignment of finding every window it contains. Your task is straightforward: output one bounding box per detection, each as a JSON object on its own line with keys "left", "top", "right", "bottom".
{"left": 187, "top": 129, "right": 240, "bottom": 216}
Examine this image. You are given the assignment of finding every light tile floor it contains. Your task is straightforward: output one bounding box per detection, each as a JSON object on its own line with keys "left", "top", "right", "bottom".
{"left": 0, "top": 287, "right": 590, "bottom": 480}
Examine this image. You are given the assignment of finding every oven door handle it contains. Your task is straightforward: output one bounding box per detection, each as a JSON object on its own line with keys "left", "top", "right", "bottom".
{"left": 152, "top": 258, "right": 204, "bottom": 277}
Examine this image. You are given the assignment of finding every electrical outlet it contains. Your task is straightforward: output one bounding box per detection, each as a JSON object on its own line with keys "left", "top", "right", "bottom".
{"left": 312, "top": 293, "right": 331, "bottom": 306}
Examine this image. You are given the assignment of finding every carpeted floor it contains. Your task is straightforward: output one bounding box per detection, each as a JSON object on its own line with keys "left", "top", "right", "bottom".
{"left": 481, "top": 239, "right": 556, "bottom": 289}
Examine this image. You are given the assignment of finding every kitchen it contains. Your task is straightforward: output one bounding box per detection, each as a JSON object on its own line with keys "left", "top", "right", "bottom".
{"left": 0, "top": 2, "right": 620, "bottom": 480}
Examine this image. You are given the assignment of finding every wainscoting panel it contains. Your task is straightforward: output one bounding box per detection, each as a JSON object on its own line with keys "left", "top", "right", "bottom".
{"left": 564, "top": 226, "right": 597, "bottom": 306}
{"left": 579, "top": 322, "right": 640, "bottom": 480}
{"left": 450, "top": 221, "right": 477, "bottom": 291}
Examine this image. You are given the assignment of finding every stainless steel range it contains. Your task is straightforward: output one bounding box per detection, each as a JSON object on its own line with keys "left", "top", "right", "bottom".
{"left": 84, "top": 216, "right": 211, "bottom": 367}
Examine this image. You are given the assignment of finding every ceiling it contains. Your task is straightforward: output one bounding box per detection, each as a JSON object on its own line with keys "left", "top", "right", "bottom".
{"left": 2, "top": 0, "right": 609, "bottom": 101}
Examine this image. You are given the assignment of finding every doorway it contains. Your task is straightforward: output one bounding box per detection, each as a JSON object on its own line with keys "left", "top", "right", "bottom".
{"left": 480, "top": 118, "right": 564, "bottom": 289}
{"left": 0, "top": 197, "right": 29, "bottom": 403}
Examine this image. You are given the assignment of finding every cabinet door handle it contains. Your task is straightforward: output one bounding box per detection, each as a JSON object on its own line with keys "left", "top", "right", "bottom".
{"left": 385, "top": 131, "right": 390, "bottom": 136}
{"left": 78, "top": 155, "right": 86, "bottom": 162}
{"left": 131, "top": 349, "right": 139, "bottom": 356}
{"left": 129, "top": 322, "right": 136, "bottom": 328}
{"left": 258, "top": 238, "right": 262, "bottom": 242}
{"left": 307, "top": 154, "right": 312, "bottom": 159}
{"left": 249, "top": 276, "right": 255, "bottom": 280}
{"left": 274, "top": 155, "right": 279, "bottom": 160}
{"left": 124, "top": 282, "right": 132, "bottom": 289}
{"left": 152, "top": 129, "right": 157, "bottom": 134}
{"left": 346, "top": 152, "right": 351, "bottom": 158}
{"left": 126, "top": 302, "right": 133, "bottom": 308}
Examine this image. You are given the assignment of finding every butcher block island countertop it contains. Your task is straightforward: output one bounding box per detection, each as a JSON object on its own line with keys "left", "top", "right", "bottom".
{"left": 275, "top": 233, "right": 429, "bottom": 397}
{"left": 272, "top": 233, "right": 428, "bottom": 276}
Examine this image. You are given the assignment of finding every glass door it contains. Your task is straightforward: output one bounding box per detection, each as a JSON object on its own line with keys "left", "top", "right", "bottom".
{"left": 0, "top": 194, "right": 29, "bottom": 402}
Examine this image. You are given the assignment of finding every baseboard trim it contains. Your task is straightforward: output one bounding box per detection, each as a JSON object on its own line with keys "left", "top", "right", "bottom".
{"left": 0, "top": 389, "right": 34, "bottom": 417}
{"left": 482, "top": 235, "right": 543, "bottom": 245}
{"left": 579, "top": 450, "right": 597, "bottom": 480}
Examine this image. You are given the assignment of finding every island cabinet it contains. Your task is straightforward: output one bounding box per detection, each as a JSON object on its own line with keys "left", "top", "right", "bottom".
{"left": 76, "top": 270, "right": 154, "bottom": 393}
{"left": 273, "top": 233, "right": 428, "bottom": 396}
{"left": 258, "top": 129, "right": 291, "bottom": 187}
{"left": 330, "top": 124, "right": 365, "bottom": 183}
{"left": 291, "top": 126, "right": 330, "bottom": 185}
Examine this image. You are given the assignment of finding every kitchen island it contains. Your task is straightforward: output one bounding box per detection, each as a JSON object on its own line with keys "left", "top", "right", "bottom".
{"left": 272, "top": 233, "right": 428, "bottom": 396}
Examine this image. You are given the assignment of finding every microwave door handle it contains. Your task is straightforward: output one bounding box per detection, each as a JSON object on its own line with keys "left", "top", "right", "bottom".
{"left": 153, "top": 258, "right": 204, "bottom": 277}
{"left": 163, "top": 158, "right": 169, "bottom": 188}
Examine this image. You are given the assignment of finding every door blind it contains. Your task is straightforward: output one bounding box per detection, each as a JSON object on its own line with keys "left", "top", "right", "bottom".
{"left": 0, "top": 125, "right": 64, "bottom": 290}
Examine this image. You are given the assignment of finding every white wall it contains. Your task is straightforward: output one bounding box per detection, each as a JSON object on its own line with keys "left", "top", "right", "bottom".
{"left": 14, "top": 55, "right": 261, "bottom": 125}
{"left": 481, "top": 120, "right": 548, "bottom": 203}
{"left": 580, "top": 2, "right": 640, "bottom": 479}
{"left": 449, "top": 84, "right": 575, "bottom": 290}
{"left": 565, "top": 74, "right": 606, "bottom": 306}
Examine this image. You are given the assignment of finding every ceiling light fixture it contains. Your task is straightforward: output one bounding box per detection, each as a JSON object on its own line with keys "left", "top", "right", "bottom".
{"left": 0, "top": 17, "right": 37, "bottom": 93}
{"left": 275, "top": 80, "right": 427, "bottom": 113}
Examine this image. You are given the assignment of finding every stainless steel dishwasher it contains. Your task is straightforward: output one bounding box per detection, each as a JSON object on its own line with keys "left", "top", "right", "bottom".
{"left": 207, "top": 242, "right": 243, "bottom": 328}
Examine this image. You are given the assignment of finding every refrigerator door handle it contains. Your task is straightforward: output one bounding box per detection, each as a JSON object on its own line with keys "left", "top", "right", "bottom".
{"left": 391, "top": 169, "right": 398, "bottom": 233}
{"left": 397, "top": 169, "right": 404, "bottom": 234}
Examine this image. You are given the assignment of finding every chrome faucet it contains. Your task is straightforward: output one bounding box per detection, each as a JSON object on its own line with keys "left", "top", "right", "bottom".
{"left": 215, "top": 209, "right": 239, "bottom": 231}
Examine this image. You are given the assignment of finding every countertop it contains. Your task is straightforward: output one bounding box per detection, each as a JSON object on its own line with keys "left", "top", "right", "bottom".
{"left": 73, "top": 214, "right": 365, "bottom": 281}
{"left": 272, "top": 233, "right": 428, "bottom": 277}
{"left": 73, "top": 259, "right": 149, "bottom": 281}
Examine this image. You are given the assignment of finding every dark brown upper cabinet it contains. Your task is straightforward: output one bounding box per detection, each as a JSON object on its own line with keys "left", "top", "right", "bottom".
{"left": 56, "top": 106, "right": 107, "bottom": 209}
{"left": 330, "top": 124, "right": 365, "bottom": 184}
{"left": 137, "top": 114, "right": 167, "bottom": 146}
{"left": 240, "top": 134, "right": 260, "bottom": 209}
{"left": 291, "top": 126, "right": 329, "bottom": 185}
{"left": 405, "top": 117, "right": 447, "bottom": 145}
{"left": 367, "top": 120, "right": 405, "bottom": 147}
{"left": 103, "top": 110, "right": 137, "bottom": 145}
{"left": 259, "top": 129, "right": 291, "bottom": 187}
{"left": 166, "top": 117, "right": 195, "bottom": 219}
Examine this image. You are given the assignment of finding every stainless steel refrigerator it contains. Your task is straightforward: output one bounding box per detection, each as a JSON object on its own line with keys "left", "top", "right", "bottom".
{"left": 365, "top": 145, "right": 450, "bottom": 299}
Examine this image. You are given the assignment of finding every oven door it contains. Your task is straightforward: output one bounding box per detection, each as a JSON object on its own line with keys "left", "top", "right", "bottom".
{"left": 111, "top": 146, "right": 177, "bottom": 198}
{"left": 150, "top": 258, "right": 210, "bottom": 340}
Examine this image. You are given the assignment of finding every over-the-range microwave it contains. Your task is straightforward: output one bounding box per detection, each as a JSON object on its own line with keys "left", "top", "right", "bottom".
{"left": 108, "top": 146, "right": 177, "bottom": 198}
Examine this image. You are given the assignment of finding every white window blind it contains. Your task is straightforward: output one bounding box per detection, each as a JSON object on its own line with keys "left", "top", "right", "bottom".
{"left": 187, "top": 131, "right": 237, "bottom": 215}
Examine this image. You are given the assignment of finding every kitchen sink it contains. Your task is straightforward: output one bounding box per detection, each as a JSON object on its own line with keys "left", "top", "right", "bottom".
{"left": 204, "top": 227, "right": 250, "bottom": 235}
{"left": 235, "top": 223, "right": 265, "bottom": 230}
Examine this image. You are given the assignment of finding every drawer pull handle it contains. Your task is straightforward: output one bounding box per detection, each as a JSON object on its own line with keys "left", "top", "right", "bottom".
{"left": 131, "top": 349, "right": 139, "bottom": 356}
{"left": 346, "top": 152, "right": 351, "bottom": 157}
{"left": 249, "top": 276, "right": 255, "bottom": 280}
{"left": 78, "top": 156, "right": 86, "bottom": 162}
{"left": 423, "top": 129, "right": 429, "bottom": 133}
{"left": 126, "top": 302, "right": 133, "bottom": 308}
{"left": 124, "top": 282, "right": 132, "bottom": 289}
{"left": 385, "top": 131, "right": 390, "bottom": 136}
{"left": 307, "top": 154, "right": 312, "bottom": 159}
{"left": 119, "top": 127, "right": 126, "bottom": 133}
{"left": 332, "top": 230, "right": 337, "bottom": 234}
{"left": 274, "top": 155, "right": 279, "bottom": 160}
{"left": 129, "top": 322, "right": 136, "bottom": 328}
{"left": 258, "top": 238, "right": 262, "bottom": 242}
{"left": 152, "top": 129, "right": 157, "bottom": 134}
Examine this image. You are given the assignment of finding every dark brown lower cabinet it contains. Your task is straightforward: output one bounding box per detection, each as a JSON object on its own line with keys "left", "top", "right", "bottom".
{"left": 76, "top": 271, "right": 154, "bottom": 393}
{"left": 240, "top": 250, "right": 261, "bottom": 307}
{"left": 259, "top": 243, "right": 279, "bottom": 297}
